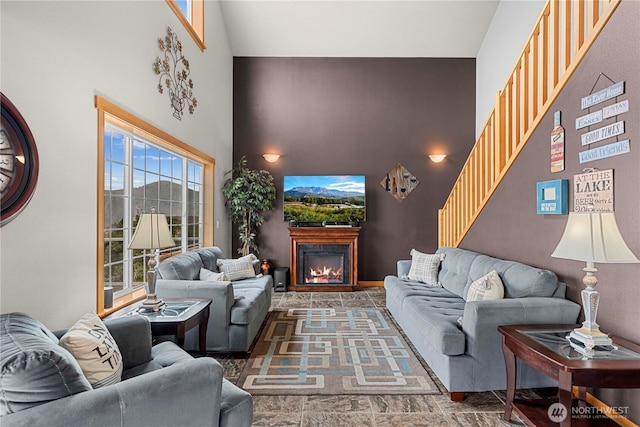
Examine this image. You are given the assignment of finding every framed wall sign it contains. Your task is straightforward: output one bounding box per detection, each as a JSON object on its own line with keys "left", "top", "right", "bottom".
{"left": 573, "top": 169, "right": 613, "bottom": 212}
{"left": 536, "top": 179, "right": 568, "bottom": 215}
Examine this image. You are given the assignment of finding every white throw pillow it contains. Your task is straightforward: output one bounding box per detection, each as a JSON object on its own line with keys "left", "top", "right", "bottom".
{"left": 406, "top": 249, "right": 444, "bottom": 286}
{"left": 217, "top": 254, "right": 257, "bottom": 281}
{"left": 466, "top": 270, "right": 504, "bottom": 301}
{"left": 59, "top": 312, "right": 123, "bottom": 389}
{"left": 200, "top": 268, "right": 227, "bottom": 281}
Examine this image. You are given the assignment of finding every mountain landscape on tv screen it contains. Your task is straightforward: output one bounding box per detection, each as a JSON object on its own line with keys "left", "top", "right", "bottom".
{"left": 284, "top": 181, "right": 366, "bottom": 223}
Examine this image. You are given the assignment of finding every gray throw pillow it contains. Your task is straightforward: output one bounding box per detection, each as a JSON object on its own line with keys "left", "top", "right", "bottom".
{"left": 407, "top": 249, "right": 444, "bottom": 286}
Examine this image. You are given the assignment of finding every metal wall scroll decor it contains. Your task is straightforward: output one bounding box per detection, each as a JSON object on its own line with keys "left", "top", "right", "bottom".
{"left": 153, "top": 26, "right": 198, "bottom": 120}
{"left": 380, "top": 163, "right": 419, "bottom": 203}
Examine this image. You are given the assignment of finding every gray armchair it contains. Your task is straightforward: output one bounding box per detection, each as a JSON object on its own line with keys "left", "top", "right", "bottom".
{"left": 0, "top": 312, "right": 253, "bottom": 427}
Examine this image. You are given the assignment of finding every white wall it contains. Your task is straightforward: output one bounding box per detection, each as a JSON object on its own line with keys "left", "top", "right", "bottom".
{"left": 0, "top": 0, "right": 233, "bottom": 329}
{"left": 475, "top": 0, "right": 546, "bottom": 137}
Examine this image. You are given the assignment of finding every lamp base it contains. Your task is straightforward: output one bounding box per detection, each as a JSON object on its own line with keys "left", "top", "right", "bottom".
{"left": 140, "top": 295, "right": 166, "bottom": 312}
{"left": 567, "top": 327, "right": 616, "bottom": 356}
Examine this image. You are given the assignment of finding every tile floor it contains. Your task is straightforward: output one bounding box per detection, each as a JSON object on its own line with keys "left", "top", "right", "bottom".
{"left": 214, "top": 288, "right": 529, "bottom": 427}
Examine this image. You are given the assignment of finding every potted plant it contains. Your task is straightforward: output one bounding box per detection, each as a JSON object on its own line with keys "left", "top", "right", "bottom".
{"left": 222, "top": 157, "right": 276, "bottom": 256}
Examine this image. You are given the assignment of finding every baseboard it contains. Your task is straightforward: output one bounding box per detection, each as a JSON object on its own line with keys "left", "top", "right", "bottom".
{"left": 356, "top": 281, "right": 384, "bottom": 287}
{"left": 574, "top": 387, "right": 638, "bottom": 427}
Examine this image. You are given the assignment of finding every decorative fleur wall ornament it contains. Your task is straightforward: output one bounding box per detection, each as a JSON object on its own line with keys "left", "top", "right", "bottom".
{"left": 152, "top": 26, "right": 197, "bottom": 120}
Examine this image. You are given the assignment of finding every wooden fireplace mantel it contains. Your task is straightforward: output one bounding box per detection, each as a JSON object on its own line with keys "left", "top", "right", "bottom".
{"left": 289, "top": 227, "right": 360, "bottom": 292}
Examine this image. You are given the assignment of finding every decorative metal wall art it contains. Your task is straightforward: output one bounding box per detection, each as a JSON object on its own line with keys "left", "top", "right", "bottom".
{"left": 153, "top": 27, "right": 197, "bottom": 120}
{"left": 1, "top": 93, "right": 39, "bottom": 226}
{"left": 380, "top": 163, "right": 419, "bottom": 203}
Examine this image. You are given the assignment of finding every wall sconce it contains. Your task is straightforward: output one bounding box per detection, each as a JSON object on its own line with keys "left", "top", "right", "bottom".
{"left": 263, "top": 153, "right": 280, "bottom": 163}
{"left": 428, "top": 154, "right": 447, "bottom": 163}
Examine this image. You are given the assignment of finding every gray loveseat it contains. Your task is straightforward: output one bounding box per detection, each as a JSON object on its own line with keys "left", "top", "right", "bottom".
{"left": 0, "top": 312, "right": 252, "bottom": 427}
{"left": 156, "top": 247, "right": 272, "bottom": 353}
{"left": 384, "top": 246, "right": 581, "bottom": 400}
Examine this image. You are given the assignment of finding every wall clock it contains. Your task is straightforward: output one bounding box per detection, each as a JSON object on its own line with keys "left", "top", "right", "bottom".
{"left": 1, "top": 93, "right": 39, "bottom": 226}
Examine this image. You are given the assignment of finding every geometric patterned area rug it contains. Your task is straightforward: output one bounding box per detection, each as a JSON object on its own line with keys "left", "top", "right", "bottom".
{"left": 238, "top": 307, "right": 441, "bottom": 395}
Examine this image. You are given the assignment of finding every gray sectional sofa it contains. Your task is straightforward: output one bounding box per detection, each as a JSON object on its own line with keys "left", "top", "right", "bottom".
{"left": 156, "top": 247, "right": 272, "bottom": 353}
{"left": 0, "top": 312, "right": 253, "bottom": 427}
{"left": 384, "top": 246, "right": 581, "bottom": 400}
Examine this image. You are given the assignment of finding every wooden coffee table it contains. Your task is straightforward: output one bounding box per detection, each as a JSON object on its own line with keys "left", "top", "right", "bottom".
{"left": 107, "top": 298, "right": 211, "bottom": 355}
{"left": 499, "top": 324, "right": 640, "bottom": 426}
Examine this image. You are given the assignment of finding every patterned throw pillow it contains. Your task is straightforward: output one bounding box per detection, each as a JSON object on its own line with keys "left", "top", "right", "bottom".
{"left": 59, "top": 312, "right": 123, "bottom": 389}
{"left": 466, "top": 270, "right": 504, "bottom": 301}
{"left": 406, "top": 249, "right": 444, "bottom": 286}
{"left": 217, "top": 254, "right": 257, "bottom": 281}
{"left": 200, "top": 268, "right": 227, "bottom": 281}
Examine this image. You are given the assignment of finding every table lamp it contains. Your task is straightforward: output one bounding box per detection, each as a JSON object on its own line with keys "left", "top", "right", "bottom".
{"left": 551, "top": 209, "right": 639, "bottom": 355}
{"left": 128, "top": 208, "right": 175, "bottom": 311}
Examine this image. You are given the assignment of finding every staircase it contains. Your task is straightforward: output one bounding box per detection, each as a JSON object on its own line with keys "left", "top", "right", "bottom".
{"left": 438, "top": 0, "right": 621, "bottom": 248}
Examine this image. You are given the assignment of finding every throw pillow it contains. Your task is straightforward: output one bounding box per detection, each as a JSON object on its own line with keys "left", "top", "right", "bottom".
{"left": 200, "top": 268, "right": 227, "bottom": 281}
{"left": 407, "top": 249, "right": 444, "bottom": 286}
{"left": 59, "top": 312, "right": 123, "bottom": 389}
{"left": 466, "top": 270, "right": 504, "bottom": 301}
{"left": 217, "top": 254, "right": 257, "bottom": 281}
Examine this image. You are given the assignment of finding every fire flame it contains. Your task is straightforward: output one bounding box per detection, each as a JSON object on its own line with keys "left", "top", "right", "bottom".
{"left": 306, "top": 265, "right": 343, "bottom": 284}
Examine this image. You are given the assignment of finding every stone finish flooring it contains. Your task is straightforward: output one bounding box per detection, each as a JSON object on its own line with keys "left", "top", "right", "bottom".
{"left": 215, "top": 288, "right": 528, "bottom": 427}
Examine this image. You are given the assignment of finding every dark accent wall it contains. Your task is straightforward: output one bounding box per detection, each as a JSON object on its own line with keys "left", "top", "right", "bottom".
{"left": 233, "top": 58, "right": 476, "bottom": 280}
{"left": 461, "top": 1, "right": 640, "bottom": 419}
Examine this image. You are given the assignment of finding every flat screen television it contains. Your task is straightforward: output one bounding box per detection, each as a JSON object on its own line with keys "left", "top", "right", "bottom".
{"left": 284, "top": 175, "right": 366, "bottom": 223}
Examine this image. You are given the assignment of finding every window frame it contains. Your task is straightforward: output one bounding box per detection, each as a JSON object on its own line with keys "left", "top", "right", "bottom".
{"left": 96, "top": 96, "right": 214, "bottom": 316}
{"left": 166, "top": 0, "right": 205, "bottom": 51}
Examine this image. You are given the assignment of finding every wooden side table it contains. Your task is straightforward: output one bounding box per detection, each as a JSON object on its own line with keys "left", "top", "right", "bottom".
{"left": 499, "top": 324, "right": 640, "bottom": 427}
{"left": 106, "top": 298, "right": 211, "bottom": 355}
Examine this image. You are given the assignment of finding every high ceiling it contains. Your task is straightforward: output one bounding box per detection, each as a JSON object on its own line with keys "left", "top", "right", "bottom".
{"left": 219, "top": 0, "right": 500, "bottom": 58}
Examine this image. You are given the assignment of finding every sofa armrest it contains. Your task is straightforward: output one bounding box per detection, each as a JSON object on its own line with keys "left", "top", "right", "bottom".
{"left": 397, "top": 260, "right": 411, "bottom": 277}
{"left": 461, "top": 297, "right": 581, "bottom": 358}
{"left": 104, "top": 316, "right": 153, "bottom": 369}
{"left": 1, "top": 358, "right": 223, "bottom": 427}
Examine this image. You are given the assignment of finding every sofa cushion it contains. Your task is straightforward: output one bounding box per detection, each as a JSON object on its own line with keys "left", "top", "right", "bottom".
{"left": 200, "top": 268, "right": 227, "bottom": 282}
{"left": 0, "top": 313, "right": 92, "bottom": 415}
{"left": 59, "top": 312, "right": 123, "bottom": 389}
{"left": 466, "top": 254, "right": 558, "bottom": 299}
{"left": 402, "top": 295, "right": 466, "bottom": 356}
{"left": 196, "top": 247, "right": 225, "bottom": 272}
{"left": 466, "top": 270, "right": 504, "bottom": 302}
{"left": 436, "top": 246, "right": 481, "bottom": 298}
{"left": 157, "top": 251, "right": 203, "bottom": 280}
{"left": 406, "top": 249, "right": 443, "bottom": 286}
{"left": 217, "top": 255, "right": 257, "bottom": 281}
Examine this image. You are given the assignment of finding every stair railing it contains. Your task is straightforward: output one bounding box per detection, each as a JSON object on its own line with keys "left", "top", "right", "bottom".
{"left": 438, "top": 0, "right": 621, "bottom": 248}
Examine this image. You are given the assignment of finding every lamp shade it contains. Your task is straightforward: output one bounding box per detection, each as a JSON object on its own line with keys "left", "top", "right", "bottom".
{"left": 551, "top": 211, "right": 639, "bottom": 263}
{"left": 128, "top": 210, "right": 175, "bottom": 250}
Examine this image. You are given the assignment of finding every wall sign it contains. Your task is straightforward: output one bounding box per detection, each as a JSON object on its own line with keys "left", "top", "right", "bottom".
{"left": 581, "top": 81, "right": 624, "bottom": 109}
{"left": 579, "top": 140, "right": 630, "bottom": 163}
{"left": 580, "top": 121, "right": 624, "bottom": 145}
{"left": 536, "top": 179, "right": 568, "bottom": 215}
{"left": 573, "top": 169, "right": 613, "bottom": 212}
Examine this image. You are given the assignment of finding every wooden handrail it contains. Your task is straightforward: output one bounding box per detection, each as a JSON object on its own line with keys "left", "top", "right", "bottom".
{"left": 438, "top": 0, "right": 621, "bottom": 248}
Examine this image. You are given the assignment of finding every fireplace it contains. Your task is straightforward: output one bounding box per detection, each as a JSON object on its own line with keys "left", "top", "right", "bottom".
{"left": 289, "top": 226, "right": 360, "bottom": 291}
{"left": 299, "top": 245, "right": 350, "bottom": 284}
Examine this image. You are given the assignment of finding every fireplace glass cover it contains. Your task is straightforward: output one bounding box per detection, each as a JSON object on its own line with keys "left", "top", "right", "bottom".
{"left": 304, "top": 254, "right": 344, "bottom": 284}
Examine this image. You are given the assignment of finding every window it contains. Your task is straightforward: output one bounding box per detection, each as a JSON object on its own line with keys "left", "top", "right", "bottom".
{"left": 166, "top": 0, "right": 205, "bottom": 51}
{"left": 96, "top": 96, "right": 214, "bottom": 314}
